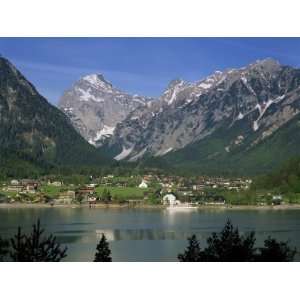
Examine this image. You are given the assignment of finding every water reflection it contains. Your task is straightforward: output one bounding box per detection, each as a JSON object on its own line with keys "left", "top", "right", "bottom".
{"left": 95, "top": 228, "right": 211, "bottom": 241}
{"left": 56, "top": 235, "right": 83, "bottom": 244}
{"left": 0, "top": 207, "right": 300, "bottom": 261}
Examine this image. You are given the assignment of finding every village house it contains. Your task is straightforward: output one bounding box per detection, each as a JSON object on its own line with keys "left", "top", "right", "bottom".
{"left": 162, "top": 193, "right": 180, "bottom": 206}
{"left": 5, "top": 179, "right": 39, "bottom": 193}
{"left": 193, "top": 184, "right": 205, "bottom": 191}
{"left": 48, "top": 181, "right": 63, "bottom": 187}
{"left": 178, "top": 189, "right": 194, "bottom": 197}
{"left": 10, "top": 179, "right": 19, "bottom": 185}
{"left": 272, "top": 195, "right": 283, "bottom": 205}
{"left": 86, "top": 183, "right": 97, "bottom": 188}
{"left": 100, "top": 176, "right": 114, "bottom": 186}
{"left": 160, "top": 182, "right": 173, "bottom": 189}
{"left": 20, "top": 179, "right": 39, "bottom": 193}
{"left": 88, "top": 195, "right": 97, "bottom": 207}
{"left": 76, "top": 186, "right": 96, "bottom": 202}
{"left": 138, "top": 179, "right": 148, "bottom": 189}
{"left": 6, "top": 182, "right": 24, "bottom": 193}
{"left": 143, "top": 175, "right": 153, "bottom": 181}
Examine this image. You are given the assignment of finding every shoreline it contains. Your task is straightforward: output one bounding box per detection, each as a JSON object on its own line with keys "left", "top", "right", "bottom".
{"left": 1, "top": 203, "right": 300, "bottom": 210}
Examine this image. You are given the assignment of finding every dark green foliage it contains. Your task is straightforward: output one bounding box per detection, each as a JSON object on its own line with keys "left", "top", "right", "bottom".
{"left": 10, "top": 219, "right": 67, "bottom": 262}
{"left": 257, "top": 237, "right": 297, "bottom": 262}
{"left": 0, "top": 237, "right": 9, "bottom": 261}
{"left": 201, "top": 220, "right": 256, "bottom": 262}
{"left": 76, "top": 193, "right": 84, "bottom": 205}
{"left": 0, "top": 57, "right": 111, "bottom": 179}
{"left": 178, "top": 235, "right": 202, "bottom": 262}
{"left": 154, "top": 109, "right": 300, "bottom": 177}
{"left": 252, "top": 156, "right": 300, "bottom": 193}
{"left": 101, "top": 188, "right": 112, "bottom": 203}
{"left": 178, "top": 220, "right": 296, "bottom": 262}
{"left": 0, "top": 192, "right": 8, "bottom": 203}
{"left": 94, "top": 234, "right": 112, "bottom": 262}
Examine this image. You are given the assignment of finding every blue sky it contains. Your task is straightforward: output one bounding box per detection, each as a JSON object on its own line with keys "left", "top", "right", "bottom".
{"left": 1, "top": 38, "right": 300, "bottom": 105}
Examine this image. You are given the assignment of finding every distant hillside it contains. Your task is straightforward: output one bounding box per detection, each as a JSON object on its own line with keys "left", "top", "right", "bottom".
{"left": 252, "top": 156, "right": 300, "bottom": 192}
{"left": 159, "top": 112, "right": 300, "bottom": 176}
{"left": 0, "top": 57, "right": 111, "bottom": 177}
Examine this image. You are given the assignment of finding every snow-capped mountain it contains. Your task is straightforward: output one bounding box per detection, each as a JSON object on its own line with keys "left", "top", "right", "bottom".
{"left": 106, "top": 58, "right": 300, "bottom": 170}
{"left": 58, "top": 58, "right": 300, "bottom": 174}
{"left": 58, "top": 74, "right": 153, "bottom": 146}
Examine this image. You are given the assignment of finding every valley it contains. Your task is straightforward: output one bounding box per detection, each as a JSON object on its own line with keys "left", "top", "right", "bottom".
{"left": 2, "top": 56, "right": 300, "bottom": 207}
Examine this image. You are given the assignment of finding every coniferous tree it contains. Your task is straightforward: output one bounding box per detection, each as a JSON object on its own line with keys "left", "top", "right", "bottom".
{"left": 257, "top": 237, "right": 296, "bottom": 262}
{"left": 178, "top": 234, "right": 202, "bottom": 262}
{"left": 10, "top": 219, "right": 67, "bottom": 262}
{"left": 201, "top": 220, "right": 256, "bottom": 262}
{"left": 0, "top": 236, "right": 9, "bottom": 261}
{"left": 101, "top": 189, "right": 112, "bottom": 203}
{"left": 178, "top": 220, "right": 296, "bottom": 262}
{"left": 94, "top": 234, "right": 112, "bottom": 262}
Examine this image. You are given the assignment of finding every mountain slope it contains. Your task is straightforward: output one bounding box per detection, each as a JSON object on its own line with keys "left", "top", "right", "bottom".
{"left": 100, "top": 58, "right": 300, "bottom": 175}
{"left": 59, "top": 74, "right": 154, "bottom": 146}
{"left": 0, "top": 57, "right": 110, "bottom": 171}
{"left": 156, "top": 112, "right": 300, "bottom": 176}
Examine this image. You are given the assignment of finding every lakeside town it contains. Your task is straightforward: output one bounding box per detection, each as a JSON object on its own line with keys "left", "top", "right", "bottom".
{"left": 0, "top": 173, "right": 288, "bottom": 207}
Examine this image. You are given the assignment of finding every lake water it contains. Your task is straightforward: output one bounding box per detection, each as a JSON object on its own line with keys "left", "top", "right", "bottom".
{"left": 0, "top": 207, "right": 300, "bottom": 261}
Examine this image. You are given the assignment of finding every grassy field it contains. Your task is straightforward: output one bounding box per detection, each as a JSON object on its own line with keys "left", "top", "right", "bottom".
{"left": 95, "top": 186, "right": 148, "bottom": 200}
{"left": 40, "top": 185, "right": 64, "bottom": 197}
{"left": 0, "top": 190, "right": 18, "bottom": 198}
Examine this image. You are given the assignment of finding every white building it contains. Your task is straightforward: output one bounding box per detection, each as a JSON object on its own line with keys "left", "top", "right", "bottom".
{"left": 86, "top": 183, "right": 97, "bottom": 188}
{"left": 162, "top": 193, "right": 180, "bottom": 206}
{"left": 49, "top": 181, "right": 62, "bottom": 187}
{"left": 138, "top": 180, "right": 148, "bottom": 188}
{"left": 10, "top": 179, "right": 19, "bottom": 185}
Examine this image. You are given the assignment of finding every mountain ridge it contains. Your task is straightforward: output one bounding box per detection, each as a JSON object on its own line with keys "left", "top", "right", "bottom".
{"left": 89, "top": 58, "right": 300, "bottom": 175}
{"left": 0, "top": 57, "right": 111, "bottom": 175}
{"left": 58, "top": 73, "right": 154, "bottom": 146}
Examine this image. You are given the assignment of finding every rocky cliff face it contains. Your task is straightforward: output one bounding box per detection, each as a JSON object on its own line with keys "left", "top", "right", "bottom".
{"left": 107, "top": 58, "right": 300, "bottom": 165}
{"left": 57, "top": 58, "right": 300, "bottom": 174}
{"left": 59, "top": 74, "right": 153, "bottom": 146}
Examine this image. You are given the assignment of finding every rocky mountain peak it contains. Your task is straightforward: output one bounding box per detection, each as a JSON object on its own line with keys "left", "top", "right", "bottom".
{"left": 81, "top": 73, "right": 113, "bottom": 90}
{"left": 253, "top": 57, "right": 280, "bottom": 66}
{"left": 167, "top": 78, "right": 185, "bottom": 89}
{"left": 247, "top": 58, "right": 281, "bottom": 73}
{"left": 161, "top": 79, "right": 188, "bottom": 105}
{"left": 104, "top": 58, "right": 300, "bottom": 165}
{"left": 59, "top": 72, "right": 150, "bottom": 146}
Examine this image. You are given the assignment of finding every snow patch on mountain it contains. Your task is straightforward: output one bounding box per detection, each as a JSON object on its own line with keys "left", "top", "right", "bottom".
{"left": 114, "top": 147, "right": 134, "bottom": 160}
{"left": 241, "top": 76, "right": 256, "bottom": 95}
{"left": 198, "top": 82, "right": 213, "bottom": 89}
{"left": 166, "top": 80, "right": 186, "bottom": 105}
{"left": 154, "top": 147, "right": 173, "bottom": 156}
{"left": 77, "top": 87, "right": 104, "bottom": 102}
{"left": 237, "top": 112, "right": 244, "bottom": 120}
{"left": 60, "top": 58, "right": 300, "bottom": 164}
{"left": 59, "top": 73, "right": 151, "bottom": 146}
{"left": 128, "top": 148, "right": 148, "bottom": 162}
{"left": 252, "top": 95, "right": 286, "bottom": 132}
{"left": 253, "top": 120, "right": 259, "bottom": 131}
{"left": 82, "top": 74, "right": 113, "bottom": 91}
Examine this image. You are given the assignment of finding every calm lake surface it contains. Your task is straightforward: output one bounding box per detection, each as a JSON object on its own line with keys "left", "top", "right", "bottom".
{"left": 0, "top": 207, "right": 300, "bottom": 261}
